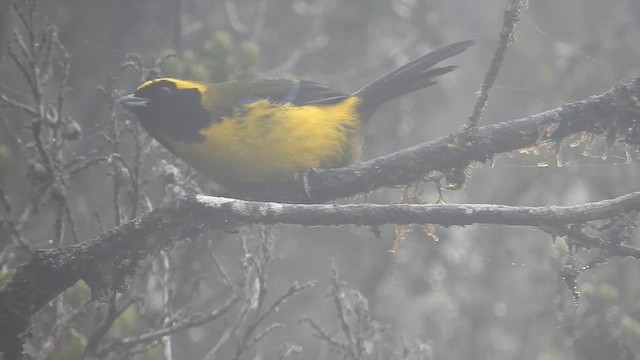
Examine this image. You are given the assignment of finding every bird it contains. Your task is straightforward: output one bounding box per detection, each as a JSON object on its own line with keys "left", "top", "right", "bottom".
{"left": 119, "top": 40, "right": 474, "bottom": 191}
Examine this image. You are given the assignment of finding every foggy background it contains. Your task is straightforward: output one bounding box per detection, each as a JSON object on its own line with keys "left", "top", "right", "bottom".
{"left": 1, "top": 0, "right": 640, "bottom": 359}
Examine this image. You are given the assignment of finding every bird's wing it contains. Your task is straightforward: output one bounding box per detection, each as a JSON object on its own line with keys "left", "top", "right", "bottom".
{"left": 226, "top": 79, "right": 349, "bottom": 108}
{"left": 286, "top": 80, "right": 349, "bottom": 105}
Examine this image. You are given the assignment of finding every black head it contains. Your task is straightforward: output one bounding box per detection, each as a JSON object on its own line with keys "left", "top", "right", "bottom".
{"left": 119, "top": 78, "right": 212, "bottom": 142}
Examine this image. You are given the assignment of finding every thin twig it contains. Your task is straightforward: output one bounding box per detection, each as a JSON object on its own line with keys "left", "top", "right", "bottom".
{"left": 0, "top": 93, "right": 38, "bottom": 117}
{"left": 331, "top": 264, "right": 358, "bottom": 359}
{"left": 207, "top": 243, "right": 233, "bottom": 288}
{"left": 0, "top": 187, "right": 31, "bottom": 254}
{"left": 97, "top": 292, "right": 240, "bottom": 357}
{"left": 465, "top": 0, "right": 526, "bottom": 132}
{"left": 254, "top": 281, "right": 316, "bottom": 337}
{"left": 161, "top": 252, "right": 174, "bottom": 360}
{"left": 83, "top": 293, "right": 118, "bottom": 358}
{"left": 38, "top": 297, "right": 92, "bottom": 359}
{"left": 224, "top": 0, "right": 249, "bottom": 34}
{"left": 246, "top": 323, "right": 285, "bottom": 349}
{"left": 299, "top": 318, "right": 349, "bottom": 356}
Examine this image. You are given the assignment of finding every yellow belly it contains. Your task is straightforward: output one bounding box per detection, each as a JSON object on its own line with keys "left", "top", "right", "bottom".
{"left": 165, "top": 97, "right": 362, "bottom": 186}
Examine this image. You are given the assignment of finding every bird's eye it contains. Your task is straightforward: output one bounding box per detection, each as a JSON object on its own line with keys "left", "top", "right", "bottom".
{"left": 158, "top": 86, "right": 172, "bottom": 96}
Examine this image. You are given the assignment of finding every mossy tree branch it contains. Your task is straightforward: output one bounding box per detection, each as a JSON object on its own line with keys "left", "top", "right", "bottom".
{"left": 233, "top": 77, "right": 640, "bottom": 202}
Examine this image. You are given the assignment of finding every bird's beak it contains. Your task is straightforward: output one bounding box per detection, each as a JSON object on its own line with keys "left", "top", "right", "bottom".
{"left": 118, "top": 94, "right": 149, "bottom": 111}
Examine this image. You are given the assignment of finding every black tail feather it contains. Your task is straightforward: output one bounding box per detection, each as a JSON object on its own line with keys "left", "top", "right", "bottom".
{"left": 354, "top": 40, "right": 474, "bottom": 121}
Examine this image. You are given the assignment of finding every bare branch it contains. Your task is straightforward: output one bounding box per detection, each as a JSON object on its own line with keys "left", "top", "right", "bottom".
{"left": 83, "top": 293, "right": 119, "bottom": 358}
{"left": 230, "top": 77, "right": 640, "bottom": 202}
{"left": 3, "top": 185, "right": 640, "bottom": 355}
{"left": 0, "top": 187, "right": 32, "bottom": 255}
{"left": 207, "top": 243, "right": 233, "bottom": 288}
{"left": 97, "top": 292, "right": 240, "bottom": 357}
{"left": 0, "top": 93, "right": 38, "bottom": 117}
{"left": 234, "top": 281, "right": 316, "bottom": 359}
{"left": 466, "top": 0, "right": 526, "bottom": 131}
{"left": 299, "top": 318, "right": 349, "bottom": 356}
{"left": 331, "top": 264, "right": 358, "bottom": 359}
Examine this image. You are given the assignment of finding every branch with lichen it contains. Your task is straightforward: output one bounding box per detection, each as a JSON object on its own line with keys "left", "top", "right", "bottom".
{"left": 3, "top": 180, "right": 640, "bottom": 356}
{"left": 231, "top": 77, "right": 640, "bottom": 203}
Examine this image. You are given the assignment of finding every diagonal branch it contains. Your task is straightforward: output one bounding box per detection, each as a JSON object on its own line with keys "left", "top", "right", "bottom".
{"left": 466, "top": 0, "right": 525, "bottom": 131}
{"left": 96, "top": 292, "right": 241, "bottom": 357}
{"left": 232, "top": 77, "right": 640, "bottom": 202}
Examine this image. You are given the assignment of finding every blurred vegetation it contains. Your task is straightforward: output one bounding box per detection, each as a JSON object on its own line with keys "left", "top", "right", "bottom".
{"left": 0, "top": 0, "right": 639, "bottom": 359}
{"left": 161, "top": 31, "right": 260, "bottom": 82}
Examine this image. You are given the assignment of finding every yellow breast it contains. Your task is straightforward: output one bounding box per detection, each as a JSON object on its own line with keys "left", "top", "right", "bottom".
{"left": 165, "top": 96, "right": 363, "bottom": 186}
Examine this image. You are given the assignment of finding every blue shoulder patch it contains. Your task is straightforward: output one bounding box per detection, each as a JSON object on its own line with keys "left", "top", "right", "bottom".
{"left": 281, "top": 81, "right": 300, "bottom": 104}
{"left": 235, "top": 97, "right": 261, "bottom": 106}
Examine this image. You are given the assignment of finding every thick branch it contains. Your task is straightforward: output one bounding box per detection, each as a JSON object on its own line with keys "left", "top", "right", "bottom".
{"left": 233, "top": 77, "right": 640, "bottom": 202}
{"left": 3, "top": 189, "right": 640, "bottom": 357}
